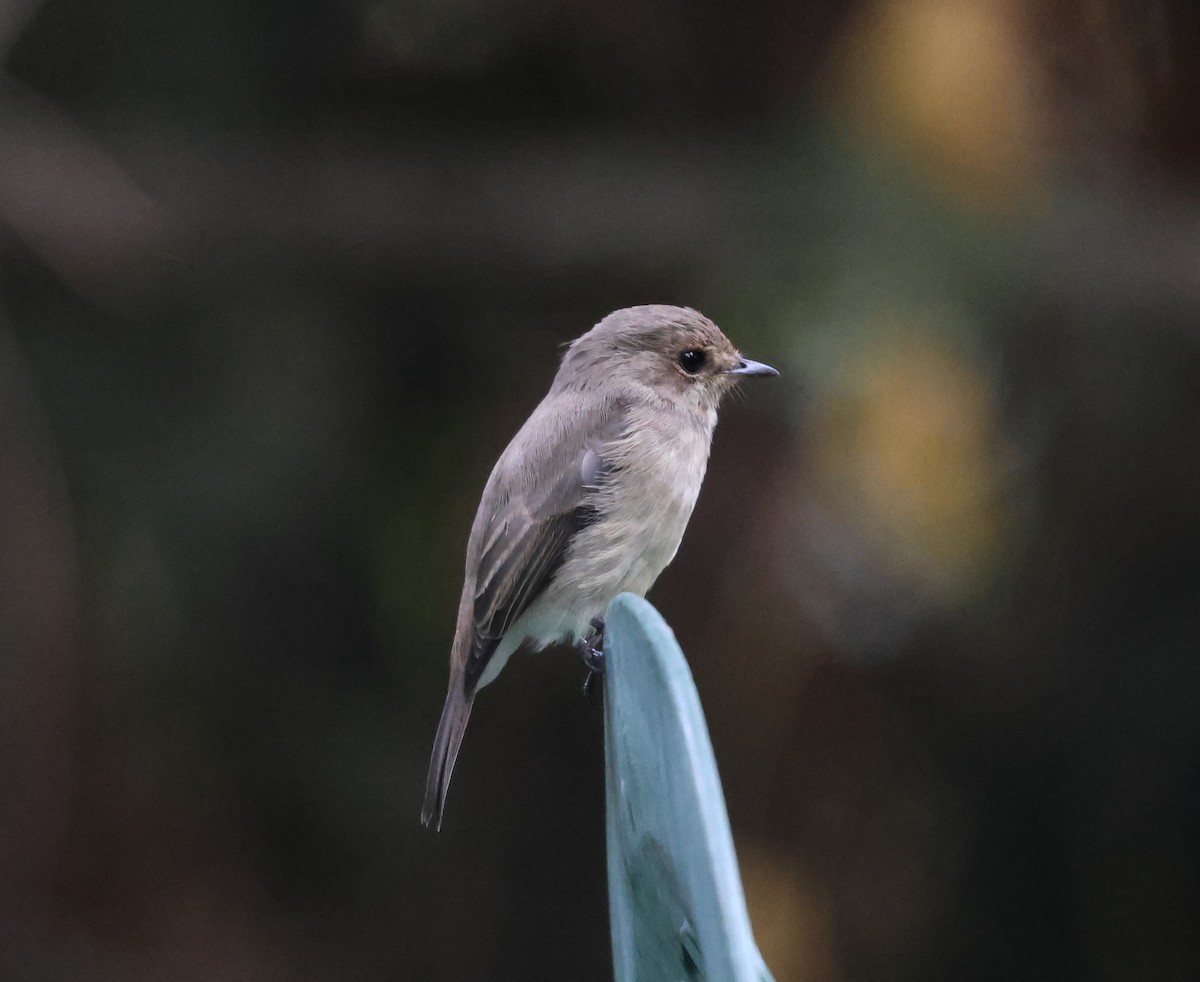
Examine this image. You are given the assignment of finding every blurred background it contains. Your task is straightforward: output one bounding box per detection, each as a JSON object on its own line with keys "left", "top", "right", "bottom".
{"left": 2, "top": 0, "right": 1199, "bottom": 979}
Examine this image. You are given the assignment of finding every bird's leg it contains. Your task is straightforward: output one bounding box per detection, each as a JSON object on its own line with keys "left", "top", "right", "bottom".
{"left": 576, "top": 617, "right": 605, "bottom": 703}
{"left": 580, "top": 616, "right": 605, "bottom": 673}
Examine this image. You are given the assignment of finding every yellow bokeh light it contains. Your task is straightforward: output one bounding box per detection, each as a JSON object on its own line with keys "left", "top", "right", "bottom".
{"left": 830, "top": 0, "right": 1046, "bottom": 206}
{"left": 812, "top": 325, "right": 1015, "bottom": 604}
{"left": 739, "top": 838, "right": 840, "bottom": 982}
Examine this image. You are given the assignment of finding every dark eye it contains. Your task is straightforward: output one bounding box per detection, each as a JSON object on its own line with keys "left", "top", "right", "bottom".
{"left": 678, "top": 349, "right": 707, "bottom": 374}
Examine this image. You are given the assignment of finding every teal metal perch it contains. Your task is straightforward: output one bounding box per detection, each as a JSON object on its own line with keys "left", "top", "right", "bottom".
{"left": 602, "top": 594, "right": 775, "bottom": 982}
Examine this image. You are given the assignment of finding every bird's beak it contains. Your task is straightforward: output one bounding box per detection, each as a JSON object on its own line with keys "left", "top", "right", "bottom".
{"left": 727, "top": 357, "right": 779, "bottom": 377}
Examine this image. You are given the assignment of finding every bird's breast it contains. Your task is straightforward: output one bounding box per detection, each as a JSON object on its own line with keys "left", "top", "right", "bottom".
{"left": 537, "top": 405, "right": 713, "bottom": 635}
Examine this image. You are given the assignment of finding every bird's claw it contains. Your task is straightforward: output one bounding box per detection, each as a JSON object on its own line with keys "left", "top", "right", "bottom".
{"left": 580, "top": 646, "right": 605, "bottom": 674}
{"left": 577, "top": 617, "right": 605, "bottom": 704}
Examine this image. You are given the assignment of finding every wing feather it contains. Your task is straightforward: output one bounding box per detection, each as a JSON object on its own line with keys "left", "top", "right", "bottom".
{"left": 461, "top": 399, "right": 626, "bottom": 691}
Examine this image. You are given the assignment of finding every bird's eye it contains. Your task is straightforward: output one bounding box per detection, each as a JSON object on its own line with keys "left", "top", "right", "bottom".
{"left": 678, "top": 349, "right": 707, "bottom": 374}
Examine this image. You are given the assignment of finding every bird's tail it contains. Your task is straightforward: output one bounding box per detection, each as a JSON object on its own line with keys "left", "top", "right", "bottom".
{"left": 420, "top": 679, "right": 474, "bottom": 831}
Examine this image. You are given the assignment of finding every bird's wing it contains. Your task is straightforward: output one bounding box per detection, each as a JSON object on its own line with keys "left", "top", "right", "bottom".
{"left": 460, "top": 398, "right": 627, "bottom": 692}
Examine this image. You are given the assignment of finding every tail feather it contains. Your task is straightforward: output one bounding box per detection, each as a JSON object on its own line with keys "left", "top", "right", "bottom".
{"left": 421, "top": 680, "right": 474, "bottom": 831}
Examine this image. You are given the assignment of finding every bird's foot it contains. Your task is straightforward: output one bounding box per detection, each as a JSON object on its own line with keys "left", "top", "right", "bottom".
{"left": 579, "top": 617, "right": 605, "bottom": 673}
{"left": 576, "top": 617, "right": 605, "bottom": 704}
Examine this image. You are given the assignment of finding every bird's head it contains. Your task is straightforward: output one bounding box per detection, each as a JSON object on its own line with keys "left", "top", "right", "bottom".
{"left": 556, "top": 305, "right": 778, "bottom": 413}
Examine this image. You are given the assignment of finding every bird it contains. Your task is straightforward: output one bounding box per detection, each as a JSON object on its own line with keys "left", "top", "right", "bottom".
{"left": 420, "top": 305, "right": 778, "bottom": 830}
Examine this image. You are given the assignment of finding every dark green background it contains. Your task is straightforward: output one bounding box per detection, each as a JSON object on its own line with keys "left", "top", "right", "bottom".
{"left": 1, "top": 1, "right": 1198, "bottom": 979}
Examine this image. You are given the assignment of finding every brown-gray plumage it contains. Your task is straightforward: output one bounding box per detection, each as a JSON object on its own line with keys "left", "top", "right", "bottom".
{"left": 421, "top": 305, "right": 777, "bottom": 830}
